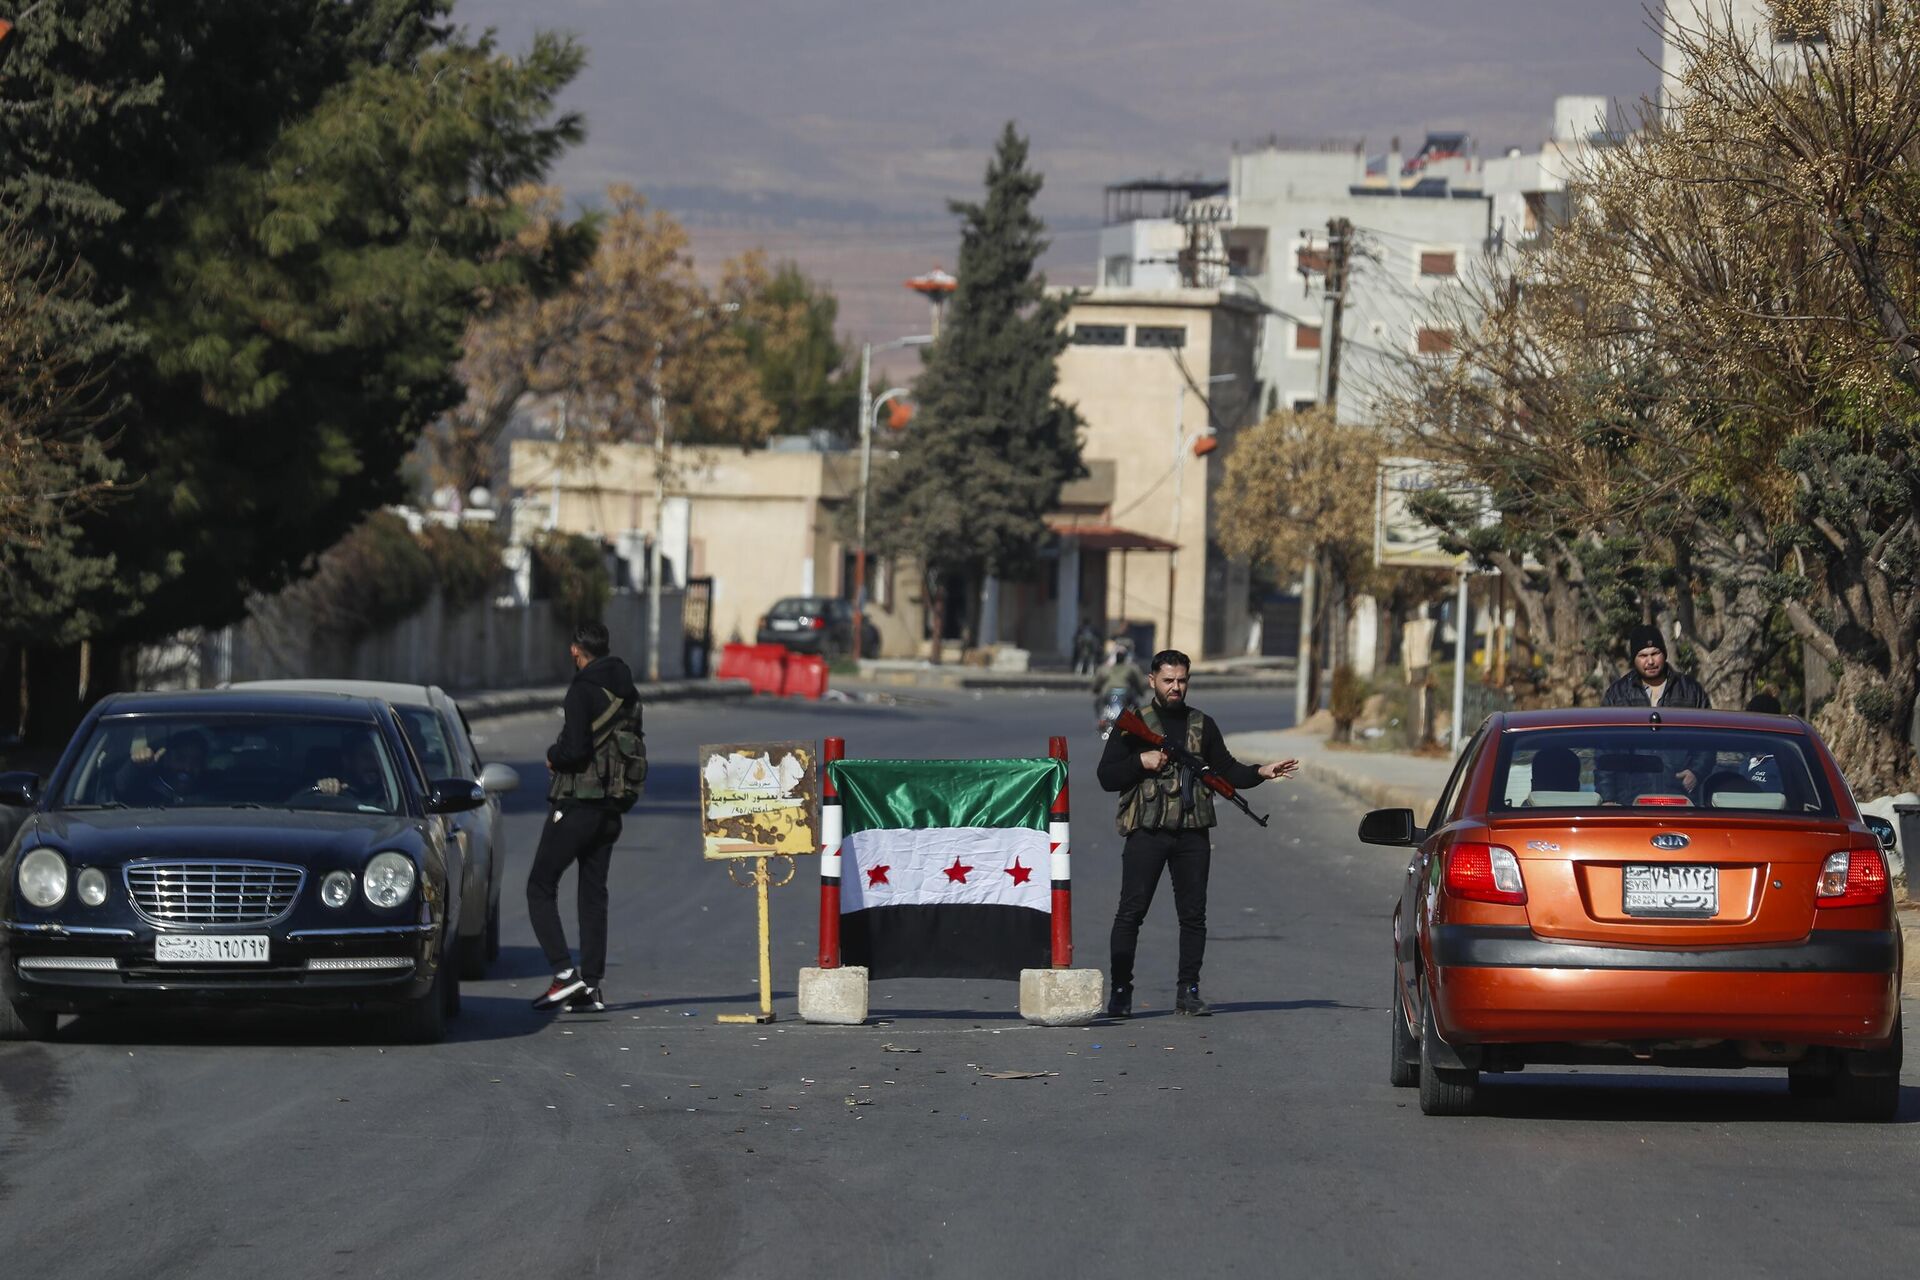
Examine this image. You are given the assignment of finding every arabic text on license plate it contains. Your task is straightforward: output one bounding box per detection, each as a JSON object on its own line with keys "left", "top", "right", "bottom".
{"left": 1623, "top": 864, "right": 1718, "bottom": 917}
{"left": 154, "top": 934, "right": 270, "bottom": 963}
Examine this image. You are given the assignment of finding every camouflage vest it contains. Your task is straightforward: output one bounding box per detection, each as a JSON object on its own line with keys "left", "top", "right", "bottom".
{"left": 548, "top": 688, "right": 647, "bottom": 810}
{"left": 1115, "top": 704, "right": 1215, "bottom": 835}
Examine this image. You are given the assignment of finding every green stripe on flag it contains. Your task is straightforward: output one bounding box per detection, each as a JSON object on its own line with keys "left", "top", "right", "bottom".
{"left": 829, "top": 759, "right": 1064, "bottom": 833}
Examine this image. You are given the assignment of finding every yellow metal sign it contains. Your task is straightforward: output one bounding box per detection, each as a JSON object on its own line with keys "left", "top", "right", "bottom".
{"left": 699, "top": 741, "right": 819, "bottom": 861}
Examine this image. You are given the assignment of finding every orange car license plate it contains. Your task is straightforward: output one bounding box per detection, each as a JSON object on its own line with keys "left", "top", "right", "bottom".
{"left": 1624, "top": 864, "right": 1717, "bottom": 917}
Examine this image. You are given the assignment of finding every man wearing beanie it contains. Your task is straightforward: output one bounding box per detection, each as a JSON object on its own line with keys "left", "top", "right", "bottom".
{"left": 1599, "top": 623, "right": 1713, "bottom": 801}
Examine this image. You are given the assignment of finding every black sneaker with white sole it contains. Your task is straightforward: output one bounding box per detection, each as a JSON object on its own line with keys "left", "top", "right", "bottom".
{"left": 564, "top": 985, "right": 605, "bottom": 1013}
{"left": 533, "top": 968, "right": 586, "bottom": 1011}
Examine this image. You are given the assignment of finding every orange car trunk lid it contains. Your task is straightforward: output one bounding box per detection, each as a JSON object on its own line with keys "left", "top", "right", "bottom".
{"left": 1492, "top": 815, "right": 1850, "bottom": 946}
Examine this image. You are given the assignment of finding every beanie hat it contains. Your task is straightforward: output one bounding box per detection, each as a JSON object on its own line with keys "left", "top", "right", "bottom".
{"left": 1627, "top": 624, "right": 1666, "bottom": 659}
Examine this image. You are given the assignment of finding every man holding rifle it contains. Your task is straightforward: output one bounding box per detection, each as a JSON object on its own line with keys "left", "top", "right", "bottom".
{"left": 1098, "top": 649, "right": 1298, "bottom": 1018}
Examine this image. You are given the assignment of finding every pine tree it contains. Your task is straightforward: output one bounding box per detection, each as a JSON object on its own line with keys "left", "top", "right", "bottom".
{"left": 868, "top": 122, "right": 1084, "bottom": 657}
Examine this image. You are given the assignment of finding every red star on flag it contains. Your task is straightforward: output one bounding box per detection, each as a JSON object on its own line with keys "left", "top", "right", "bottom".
{"left": 1004, "top": 858, "right": 1033, "bottom": 886}
{"left": 866, "top": 864, "right": 890, "bottom": 887}
{"left": 942, "top": 858, "right": 974, "bottom": 883}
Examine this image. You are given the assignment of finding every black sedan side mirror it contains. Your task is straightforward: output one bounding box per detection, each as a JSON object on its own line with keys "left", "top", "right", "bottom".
{"left": 425, "top": 778, "right": 488, "bottom": 815}
{"left": 1863, "top": 815, "right": 1897, "bottom": 853}
{"left": 1359, "top": 808, "right": 1422, "bottom": 847}
{"left": 0, "top": 771, "right": 38, "bottom": 807}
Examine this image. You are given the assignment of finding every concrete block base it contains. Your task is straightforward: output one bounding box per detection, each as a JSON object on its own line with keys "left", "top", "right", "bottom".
{"left": 797, "top": 966, "right": 869, "bottom": 1025}
{"left": 1019, "top": 968, "right": 1104, "bottom": 1026}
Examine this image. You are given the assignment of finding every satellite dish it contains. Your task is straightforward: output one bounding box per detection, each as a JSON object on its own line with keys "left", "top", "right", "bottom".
{"left": 467, "top": 486, "right": 493, "bottom": 509}
{"left": 430, "top": 486, "right": 457, "bottom": 511}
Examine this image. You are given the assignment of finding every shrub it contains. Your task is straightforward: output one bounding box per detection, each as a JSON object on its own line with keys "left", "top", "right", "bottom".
{"left": 1330, "top": 664, "right": 1367, "bottom": 743}
{"left": 419, "top": 523, "right": 505, "bottom": 610}
{"left": 285, "top": 510, "right": 436, "bottom": 642}
{"left": 532, "top": 531, "right": 611, "bottom": 627}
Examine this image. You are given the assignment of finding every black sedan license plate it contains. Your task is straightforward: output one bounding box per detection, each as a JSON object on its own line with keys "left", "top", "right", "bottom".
{"left": 1624, "top": 864, "right": 1718, "bottom": 917}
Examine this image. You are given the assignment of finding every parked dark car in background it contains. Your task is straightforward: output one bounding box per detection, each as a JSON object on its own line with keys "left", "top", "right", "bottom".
{"left": 756, "top": 595, "right": 881, "bottom": 659}
{"left": 0, "top": 690, "right": 484, "bottom": 1043}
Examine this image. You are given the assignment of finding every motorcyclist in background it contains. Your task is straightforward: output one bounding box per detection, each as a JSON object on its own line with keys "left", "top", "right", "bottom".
{"left": 1093, "top": 639, "right": 1151, "bottom": 736}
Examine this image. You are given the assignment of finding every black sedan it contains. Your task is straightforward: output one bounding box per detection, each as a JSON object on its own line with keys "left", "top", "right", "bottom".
{"left": 755, "top": 595, "right": 881, "bottom": 659}
{"left": 0, "top": 690, "right": 485, "bottom": 1043}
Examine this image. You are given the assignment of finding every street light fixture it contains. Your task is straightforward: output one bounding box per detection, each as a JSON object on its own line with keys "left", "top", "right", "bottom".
{"left": 852, "top": 334, "right": 932, "bottom": 661}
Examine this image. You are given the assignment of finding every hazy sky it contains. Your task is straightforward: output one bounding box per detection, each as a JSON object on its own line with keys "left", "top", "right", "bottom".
{"left": 453, "top": 1, "right": 1663, "bottom": 346}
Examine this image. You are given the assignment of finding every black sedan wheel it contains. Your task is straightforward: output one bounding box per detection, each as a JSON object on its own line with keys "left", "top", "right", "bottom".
{"left": 388, "top": 964, "right": 454, "bottom": 1044}
{"left": 0, "top": 997, "right": 56, "bottom": 1042}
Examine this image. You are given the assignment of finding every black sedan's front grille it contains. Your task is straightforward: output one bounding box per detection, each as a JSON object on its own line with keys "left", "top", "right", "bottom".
{"left": 124, "top": 862, "right": 305, "bottom": 925}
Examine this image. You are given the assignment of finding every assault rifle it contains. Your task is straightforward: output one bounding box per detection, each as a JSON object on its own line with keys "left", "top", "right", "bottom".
{"left": 1113, "top": 707, "right": 1270, "bottom": 828}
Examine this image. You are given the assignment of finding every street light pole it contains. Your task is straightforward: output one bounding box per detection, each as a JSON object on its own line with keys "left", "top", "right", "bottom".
{"left": 646, "top": 346, "right": 667, "bottom": 683}
{"left": 852, "top": 334, "right": 931, "bottom": 661}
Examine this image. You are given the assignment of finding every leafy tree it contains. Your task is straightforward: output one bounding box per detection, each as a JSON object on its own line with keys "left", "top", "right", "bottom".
{"left": 867, "top": 122, "right": 1084, "bottom": 656}
{"left": 431, "top": 185, "right": 776, "bottom": 491}
{"left": 0, "top": 1, "right": 584, "bottom": 651}
{"left": 728, "top": 257, "right": 859, "bottom": 440}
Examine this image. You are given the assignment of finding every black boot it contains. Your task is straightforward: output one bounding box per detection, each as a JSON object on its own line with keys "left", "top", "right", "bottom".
{"left": 1175, "top": 985, "right": 1211, "bottom": 1017}
{"left": 1106, "top": 983, "right": 1132, "bottom": 1019}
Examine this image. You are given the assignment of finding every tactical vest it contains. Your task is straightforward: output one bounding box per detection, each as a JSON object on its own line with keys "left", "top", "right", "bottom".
{"left": 548, "top": 688, "right": 647, "bottom": 810}
{"left": 1115, "top": 704, "right": 1216, "bottom": 835}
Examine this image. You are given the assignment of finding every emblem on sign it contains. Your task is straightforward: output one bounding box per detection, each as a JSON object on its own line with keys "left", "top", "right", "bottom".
{"left": 1650, "top": 833, "right": 1690, "bottom": 850}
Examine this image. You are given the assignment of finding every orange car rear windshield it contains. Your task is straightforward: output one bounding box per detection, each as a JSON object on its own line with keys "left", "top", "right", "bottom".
{"left": 1491, "top": 727, "right": 1836, "bottom": 816}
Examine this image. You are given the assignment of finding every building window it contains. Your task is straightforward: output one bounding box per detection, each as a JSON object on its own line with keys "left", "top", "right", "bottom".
{"left": 1135, "top": 325, "right": 1187, "bottom": 349}
{"left": 1071, "top": 324, "right": 1127, "bottom": 346}
{"left": 1102, "top": 256, "right": 1133, "bottom": 288}
{"left": 1294, "top": 323, "right": 1321, "bottom": 352}
{"left": 1291, "top": 397, "right": 1318, "bottom": 413}
{"left": 1416, "top": 326, "right": 1456, "bottom": 356}
{"left": 1419, "top": 250, "right": 1458, "bottom": 278}
{"left": 1223, "top": 227, "right": 1268, "bottom": 278}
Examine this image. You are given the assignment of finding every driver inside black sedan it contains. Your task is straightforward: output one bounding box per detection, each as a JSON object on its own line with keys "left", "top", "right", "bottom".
{"left": 65, "top": 716, "right": 408, "bottom": 815}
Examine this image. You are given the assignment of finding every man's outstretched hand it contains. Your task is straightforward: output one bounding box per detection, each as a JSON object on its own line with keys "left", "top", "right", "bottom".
{"left": 1258, "top": 759, "right": 1299, "bottom": 781}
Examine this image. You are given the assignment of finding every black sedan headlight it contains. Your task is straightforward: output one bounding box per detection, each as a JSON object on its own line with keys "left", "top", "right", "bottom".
{"left": 363, "top": 852, "right": 416, "bottom": 908}
{"left": 18, "top": 849, "right": 69, "bottom": 908}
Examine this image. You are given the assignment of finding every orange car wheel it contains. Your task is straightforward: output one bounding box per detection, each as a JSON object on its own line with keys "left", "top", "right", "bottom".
{"left": 1389, "top": 969, "right": 1418, "bottom": 1089}
{"left": 1418, "top": 997, "right": 1478, "bottom": 1116}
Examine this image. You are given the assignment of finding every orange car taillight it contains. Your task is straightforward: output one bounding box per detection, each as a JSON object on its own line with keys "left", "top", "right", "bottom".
{"left": 1816, "top": 847, "right": 1889, "bottom": 907}
{"left": 1445, "top": 843, "right": 1527, "bottom": 906}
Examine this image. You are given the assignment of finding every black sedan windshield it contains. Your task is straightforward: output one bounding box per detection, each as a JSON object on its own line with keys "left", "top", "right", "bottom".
{"left": 58, "top": 716, "right": 407, "bottom": 815}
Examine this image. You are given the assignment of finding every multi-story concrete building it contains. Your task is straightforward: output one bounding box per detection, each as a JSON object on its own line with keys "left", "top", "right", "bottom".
{"left": 1053, "top": 287, "right": 1263, "bottom": 658}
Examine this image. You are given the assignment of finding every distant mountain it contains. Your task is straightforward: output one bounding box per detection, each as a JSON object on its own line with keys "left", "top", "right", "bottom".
{"left": 453, "top": 0, "right": 1660, "bottom": 347}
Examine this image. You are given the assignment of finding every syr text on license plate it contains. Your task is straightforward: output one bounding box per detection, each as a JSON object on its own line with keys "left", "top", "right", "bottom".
{"left": 1623, "top": 864, "right": 1718, "bottom": 917}
{"left": 155, "top": 934, "right": 270, "bottom": 963}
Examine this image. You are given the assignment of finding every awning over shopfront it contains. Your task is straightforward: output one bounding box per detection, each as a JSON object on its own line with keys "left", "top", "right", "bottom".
{"left": 1046, "top": 521, "right": 1179, "bottom": 553}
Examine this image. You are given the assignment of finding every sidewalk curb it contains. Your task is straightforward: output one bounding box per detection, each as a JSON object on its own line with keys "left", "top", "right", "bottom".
{"left": 455, "top": 678, "right": 753, "bottom": 722}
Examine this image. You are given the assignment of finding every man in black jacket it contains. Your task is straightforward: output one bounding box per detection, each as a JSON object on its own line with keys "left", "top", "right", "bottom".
{"left": 1598, "top": 623, "right": 1713, "bottom": 802}
{"left": 528, "top": 621, "right": 640, "bottom": 1013}
{"left": 1099, "top": 649, "right": 1296, "bottom": 1018}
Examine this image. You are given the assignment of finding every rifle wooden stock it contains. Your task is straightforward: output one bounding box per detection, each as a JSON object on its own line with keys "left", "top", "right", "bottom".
{"left": 1112, "top": 707, "right": 1270, "bottom": 828}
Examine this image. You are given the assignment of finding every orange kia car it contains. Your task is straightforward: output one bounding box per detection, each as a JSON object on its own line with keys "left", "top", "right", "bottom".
{"left": 1364, "top": 708, "right": 1904, "bottom": 1119}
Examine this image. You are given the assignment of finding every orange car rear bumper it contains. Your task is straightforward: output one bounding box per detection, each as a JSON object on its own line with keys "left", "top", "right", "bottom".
{"left": 1429, "top": 926, "right": 1901, "bottom": 1048}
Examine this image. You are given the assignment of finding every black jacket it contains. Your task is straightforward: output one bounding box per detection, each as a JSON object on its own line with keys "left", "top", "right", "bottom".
{"left": 1600, "top": 667, "right": 1711, "bottom": 709}
{"left": 548, "top": 654, "right": 640, "bottom": 776}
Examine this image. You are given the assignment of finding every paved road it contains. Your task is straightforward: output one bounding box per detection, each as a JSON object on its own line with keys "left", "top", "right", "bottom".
{"left": 1, "top": 688, "right": 1914, "bottom": 1278}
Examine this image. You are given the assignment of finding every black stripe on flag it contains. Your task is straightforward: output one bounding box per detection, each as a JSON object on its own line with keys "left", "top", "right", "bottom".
{"left": 841, "top": 904, "right": 1049, "bottom": 981}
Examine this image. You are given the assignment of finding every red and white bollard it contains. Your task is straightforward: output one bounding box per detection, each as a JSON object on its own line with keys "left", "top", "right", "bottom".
{"left": 817, "top": 735, "right": 845, "bottom": 970}
{"left": 1048, "top": 735, "right": 1072, "bottom": 969}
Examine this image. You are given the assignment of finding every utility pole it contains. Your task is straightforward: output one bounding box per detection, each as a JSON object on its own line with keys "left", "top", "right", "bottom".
{"left": 1294, "top": 217, "right": 1353, "bottom": 727}
{"left": 646, "top": 346, "right": 667, "bottom": 684}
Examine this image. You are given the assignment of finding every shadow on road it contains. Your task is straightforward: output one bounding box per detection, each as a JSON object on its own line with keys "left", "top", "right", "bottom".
{"left": 1469, "top": 1074, "right": 1920, "bottom": 1125}
{"left": 48, "top": 994, "right": 551, "bottom": 1047}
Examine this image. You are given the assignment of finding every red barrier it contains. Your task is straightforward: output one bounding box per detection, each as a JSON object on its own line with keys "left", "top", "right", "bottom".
{"left": 715, "top": 642, "right": 757, "bottom": 684}
{"left": 781, "top": 652, "right": 830, "bottom": 699}
{"left": 719, "top": 643, "right": 793, "bottom": 695}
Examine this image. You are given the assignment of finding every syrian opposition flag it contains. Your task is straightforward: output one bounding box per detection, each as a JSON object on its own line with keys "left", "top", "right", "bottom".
{"left": 830, "top": 758, "right": 1065, "bottom": 981}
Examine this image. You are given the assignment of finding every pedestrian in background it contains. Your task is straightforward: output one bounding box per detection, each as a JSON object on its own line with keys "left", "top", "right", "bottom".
{"left": 1099, "top": 649, "right": 1296, "bottom": 1018}
{"left": 528, "top": 621, "right": 644, "bottom": 1014}
{"left": 1598, "top": 624, "right": 1712, "bottom": 801}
